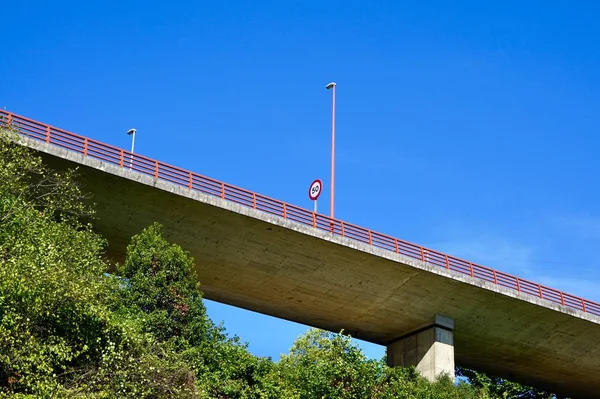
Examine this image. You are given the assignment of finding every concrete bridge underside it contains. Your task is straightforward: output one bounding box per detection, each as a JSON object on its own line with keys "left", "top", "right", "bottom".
{"left": 33, "top": 140, "right": 600, "bottom": 398}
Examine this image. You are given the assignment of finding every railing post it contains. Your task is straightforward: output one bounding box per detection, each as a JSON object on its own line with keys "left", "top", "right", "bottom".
{"left": 119, "top": 150, "right": 124, "bottom": 168}
{"left": 394, "top": 239, "right": 398, "bottom": 254}
{"left": 6, "top": 114, "right": 12, "bottom": 127}
{"left": 188, "top": 172, "right": 193, "bottom": 189}
{"left": 560, "top": 292, "right": 565, "bottom": 306}
{"left": 312, "top": 213, "right": 316, "bottom": 228}
{"left": 516, "top": 277, "right": 521, "bottom": 292}
{"left": 221, "top": 183, "right": 225, "bottom": 199}
{"left": 252, "top": 193, "right": 257, "bottom": 209}
{"left": 283, "top": 203, "right": 287, "bottom": 219}
{"left": 469, "top": 262, "right": 474, "bottom": 277}
{"left": 45, "top": 126, "right": 51, "bottom": 143}
{"left": 341, "top": 221, "right": 345, "bottom": 237}
{"left": 83, "top": 138, "right": 88, "bottom": 156}
{"left": 368, "top": 231, "right": 372, "bottom": 245}
{"left": 493, "top": 270, "right": 497, "bottom": 284}
{"left": 445, "top": 254, "right": 450, "bottom": 269}
{"left": 538, "top": 285, "right": 543, "bottom": 299}
{"left": 581, "top": 298, "right": 587, "bottom": 312}
{"left": 420, "top": 247, "right": 425, "bottom": 262}
{"left": 154, "top": 161, "right": 159, "bottom": 178}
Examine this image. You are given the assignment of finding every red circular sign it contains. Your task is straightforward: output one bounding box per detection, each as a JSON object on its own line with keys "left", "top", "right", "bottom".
{"left": 308, "top": 179, "right": 322, "bottom": 201}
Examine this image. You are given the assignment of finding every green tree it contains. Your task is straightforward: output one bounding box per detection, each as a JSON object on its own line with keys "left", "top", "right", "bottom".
{"left": 277, "top": 328, "right": 481, "bottom": 399}
{"left": 117, "top": 223, "right": 281, "bottom": 399}
{"left": 456, "top": 368, "right": 560, "bottom": 399}
{"left": 0, "top": 126, "right": 198, "bottom": 398}
{"left": 116, "top": 222, "right": 211, "bottom": 343}
{"left": 0, "top": 125, "right": 113, "bottom": 396}
{"left": 277, "top": 329, "right": 380, "bottom": 399}
{"left": 373, "top": 366, "right": 479, "bottom": 399}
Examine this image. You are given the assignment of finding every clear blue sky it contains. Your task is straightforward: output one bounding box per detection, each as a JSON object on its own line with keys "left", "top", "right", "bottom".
{"left": 3, "top": 0, "right": 600, "bottom": 360}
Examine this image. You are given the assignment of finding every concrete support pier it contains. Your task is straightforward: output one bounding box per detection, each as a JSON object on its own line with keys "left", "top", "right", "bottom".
{"left": 387, "top": 315, "right": 455, "bottom": 381}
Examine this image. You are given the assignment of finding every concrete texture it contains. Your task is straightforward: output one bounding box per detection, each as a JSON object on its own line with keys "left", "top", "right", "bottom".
{"left": 387, "top": 315, "right": 455, "bottom": 381}
{"left": 25, "top": 138, "right": 600, "bottom": 398}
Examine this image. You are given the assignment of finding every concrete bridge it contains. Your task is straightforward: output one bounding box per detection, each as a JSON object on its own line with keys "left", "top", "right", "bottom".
{"left": 2, "top": 110, "right": 600, "bottom": 398}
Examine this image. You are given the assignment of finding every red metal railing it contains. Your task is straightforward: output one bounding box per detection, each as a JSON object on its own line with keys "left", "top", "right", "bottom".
{"left": 1, "top": 109, "right": 599, "bottom": 317}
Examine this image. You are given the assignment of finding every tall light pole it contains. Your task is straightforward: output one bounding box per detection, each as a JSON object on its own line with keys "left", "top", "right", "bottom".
{"left": 127, "top": 128, "right": 136, "bottom": 168}
{"left": 325, "top": 82, "right": 336, "bottom": 219}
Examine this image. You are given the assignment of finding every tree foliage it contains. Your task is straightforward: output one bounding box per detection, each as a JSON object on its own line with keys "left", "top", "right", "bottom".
{"left": 278, "top": 329, "right": 379, "bottom": 398}
{"left": 0, "top": 124, "right": 566, "bottom": 398}
{"left": 456, "top": 368, "right": 559, "bottom": 399}
{"left": 278, "top": 329, "right": 480, "bottom": 399}
{"left": 0, "top": 126, "right": 113, "bottom": 396}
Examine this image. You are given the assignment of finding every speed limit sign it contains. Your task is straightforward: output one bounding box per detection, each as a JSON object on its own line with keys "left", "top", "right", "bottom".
{"left": 309, "top": 179, "right": 322, "bottom": 201}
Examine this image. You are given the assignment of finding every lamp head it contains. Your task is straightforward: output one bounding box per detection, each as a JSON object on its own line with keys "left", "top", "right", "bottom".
{"left": 127, "top": 128, "right": 137, "bottom": 136}
{"left": 325, "top": 82, "right": 336, "bottom": 89}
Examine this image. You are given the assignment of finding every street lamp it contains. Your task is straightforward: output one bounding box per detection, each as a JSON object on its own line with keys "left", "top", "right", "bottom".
{"left": 127, "top": 128, "right": 136, "bottom": 168}
{"left": 325, "top": 82, "right": 336, "bottom": 219}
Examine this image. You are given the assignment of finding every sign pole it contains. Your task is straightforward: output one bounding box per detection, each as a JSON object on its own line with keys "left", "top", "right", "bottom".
{"left": 314, "top": 199, "right": 317, "bottom": 214}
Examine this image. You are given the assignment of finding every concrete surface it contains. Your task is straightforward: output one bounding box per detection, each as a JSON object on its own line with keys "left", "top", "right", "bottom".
{"left": 387, "top": 315, "right": 455, "bottom": 381}
{"left": 25, "top": 138, "right": 600, "bottom": 398}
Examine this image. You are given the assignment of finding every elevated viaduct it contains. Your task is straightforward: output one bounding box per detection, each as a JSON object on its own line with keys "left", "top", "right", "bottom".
{"left": 2, "top": 110, "right": 600, "bottom": 398}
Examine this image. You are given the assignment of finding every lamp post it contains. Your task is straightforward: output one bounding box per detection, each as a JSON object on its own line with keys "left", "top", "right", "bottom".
{"left": 325, "top": 82, "right": 336, "bottom": 219}
{"left": 127, "top": 128, "right": 136, "bottom": 168}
